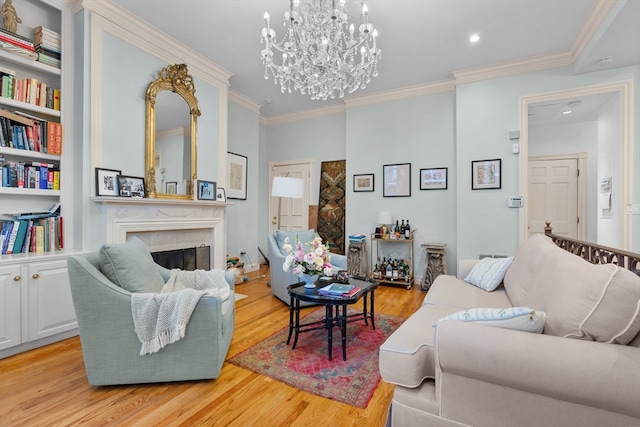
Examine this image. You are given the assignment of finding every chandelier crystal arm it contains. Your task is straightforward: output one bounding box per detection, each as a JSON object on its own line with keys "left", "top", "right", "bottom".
{"left": 260, "top": 0, "right": 381, "bottom": 101}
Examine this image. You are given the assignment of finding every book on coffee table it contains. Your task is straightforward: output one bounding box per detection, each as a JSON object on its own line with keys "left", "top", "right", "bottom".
{"left": 318, "top": 283, "right": 361, "bottom": 297}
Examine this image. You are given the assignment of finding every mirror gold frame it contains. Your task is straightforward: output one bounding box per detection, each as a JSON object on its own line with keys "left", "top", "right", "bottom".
{"left": 145, "top": 64, "right": 200, "bottom": 199}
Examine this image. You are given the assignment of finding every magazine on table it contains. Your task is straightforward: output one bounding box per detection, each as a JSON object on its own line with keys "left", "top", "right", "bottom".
{"left": 317, "top": 283, "right": 361, "bottom": 297}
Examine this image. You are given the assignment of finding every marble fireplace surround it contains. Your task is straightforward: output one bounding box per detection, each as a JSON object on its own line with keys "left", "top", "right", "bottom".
{"left": 94, "top": 197, "right": 227, "bottom": 270}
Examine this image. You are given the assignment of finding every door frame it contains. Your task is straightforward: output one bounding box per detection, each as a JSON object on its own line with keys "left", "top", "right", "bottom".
{"left": 269, "top": 158, "right": 314, "bottom": 233}
{"left": 528, "top": 153, "right": 587, "bottom": 240}
{"left": 518, "top": 80, "right": 634, "bottom": 250}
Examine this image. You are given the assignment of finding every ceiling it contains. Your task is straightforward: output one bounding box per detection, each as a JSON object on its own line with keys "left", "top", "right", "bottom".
{"left": 111, "top": 0, "right": 640, "bottom": 119}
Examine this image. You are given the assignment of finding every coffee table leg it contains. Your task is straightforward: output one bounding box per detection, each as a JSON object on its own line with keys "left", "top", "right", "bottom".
{"left": 326, "top": 305, "right": 333, "bottom": 361}
{"left": 370, "top": 290, "right": 376, "bottom": 330}
{"left": 363, "top": 293, "right": 369, "bottom": 326}
{"left": 341, "top": 304, "right": 347, "bottom": 361}
{"left": 287, "top": 295, "right": 295, "bottom": 345}
{"left": 292, "top": 298, "right": 301, "bottom": 350}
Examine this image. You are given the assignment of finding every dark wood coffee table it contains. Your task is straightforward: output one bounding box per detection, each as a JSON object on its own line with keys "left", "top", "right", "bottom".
{"left": 286, "top": 277, "right": 379, "bottom": 361}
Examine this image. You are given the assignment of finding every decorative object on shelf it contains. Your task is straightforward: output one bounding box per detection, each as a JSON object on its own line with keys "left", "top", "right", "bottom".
{"left": 272, "top": 173, "right": 304, "bottom": 229}
{"left": 145, "top": 64, "right": 200, "bottom": 200}
{"left": 353, "top": 173, "right": 374, "bottom": 192}
{"left": 117, "top": 175, "right": 145, "bottom": 198}
{"left": 282, "top": 233, "right": 334, "bottom": 288}
{"left": 420, "top": 167, "right": 448, "bottom": 190}
{"left": 260, "top": 0, "right": 381, "bottom": 100}
{"left": 196, "top": 179, "right": 216, "bottom": 200}
{"left": 318, "top": 159, "right": 346, "bottom": 254}
{"left": 227, "top": 151, "right": 247, "bottom": 200}
{"left": 95, "top": 168, "right": 121, "bottom": 197}
{"left": 377, "top": 210, "right": 392, "bottom": 239}
{"left": 1, "top": 0, "right": 22, "bottom": 34}
{"left": 216, "top": 187, "right": 226, "bottom": 202}
{"left": 383, "top": 163, "right": 411, "bottom": 197}
{"left": 471, "top": 158, "right": 501, "bottom": 190}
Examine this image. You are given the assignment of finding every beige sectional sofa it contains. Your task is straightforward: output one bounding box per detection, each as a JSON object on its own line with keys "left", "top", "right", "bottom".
{"left": 379, "top": 233, "right": 640, "bottom": 427}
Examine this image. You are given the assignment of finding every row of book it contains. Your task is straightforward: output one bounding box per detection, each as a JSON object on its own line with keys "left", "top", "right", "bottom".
{"left": 0, "top": 216, "right": 63, "bottom": 255}
{"left": 0, "top": 26, "right": 60, "bottom": 68}
{"left": 0, "top": 109, "right": 63, "bottom": 154}
{"left": 0, "top": 204, "right": 62, "bottom": 254}
{"left": 1, "top": 65, "right": 61, "bottom": 110}
{"left": 1, "top": 161, "right": 60, "bottom": 190}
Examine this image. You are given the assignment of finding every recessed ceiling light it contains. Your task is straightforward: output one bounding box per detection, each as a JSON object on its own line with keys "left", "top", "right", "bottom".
{"left": 562, "top": 110, "right": 572, "bottom": 115}
{"left": 265, "top": 99, "right": 273, "bottom": 104}
{"left": 595, "top": 57, "right": 613, "bottom": 66}
{"left": 469, "top": 34, "right": 480, "bottom": 43}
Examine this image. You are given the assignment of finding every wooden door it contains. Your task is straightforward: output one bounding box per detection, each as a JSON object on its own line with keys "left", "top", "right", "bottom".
{"left": 270, "top": 162, "right": 311, "bottom": 233}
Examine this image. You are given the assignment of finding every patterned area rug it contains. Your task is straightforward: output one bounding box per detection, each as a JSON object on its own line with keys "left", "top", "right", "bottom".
{"left": 229, "top": 308, "right": 405, "bottom": 408}
{"left": 318, "top": 160, "right": 346, "bottom": 254}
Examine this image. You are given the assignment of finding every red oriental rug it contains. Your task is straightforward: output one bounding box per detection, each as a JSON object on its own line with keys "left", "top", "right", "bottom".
{"left": 228, "top": 308, "right": 405, "bottom": 408}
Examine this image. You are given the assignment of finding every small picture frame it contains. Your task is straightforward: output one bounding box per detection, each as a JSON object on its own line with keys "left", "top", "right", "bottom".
{"left": 197, "top": 180, "right": 216, "bottom": 200}
{"left": 420, "top": 167, "right": 448, "bottom": 190}
{"left": 353, "top": 174, "right": 374, "bottom": 192}
{"left": 166, "top": 181, "right": 177, "bottom": 194}
{"left": 383, "top": 163, "right": 411, "bottom": 197}
{"left": 216, "top": 187, "right": 227, "bottom": 202}
{"left": 95, "top": 168, "right": 121, "bottom": 196}
{"left": 117, "top": 175, "right": 146, "bottom": 198}
{"left": 471, "top": 159, "right": 501, "bottom": 190}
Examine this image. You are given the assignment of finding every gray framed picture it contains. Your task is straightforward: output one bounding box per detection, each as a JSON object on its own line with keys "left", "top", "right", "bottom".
{"left": 420, "top": 167, "right": 448, "bottom": 190}
{"left": 227, "top": 152, "right": 247, "bottom": 200}
{"left": 353, "top": 174, "right": 374, "bottom": 192}
{"left": 383, "top": 163, "right": 411, "bottom": 197}
{"left": 95, "top": 168, "right": 121, "bottom": 196}
{"left": 472, "top": 159, "right": 501, "bottom": 190}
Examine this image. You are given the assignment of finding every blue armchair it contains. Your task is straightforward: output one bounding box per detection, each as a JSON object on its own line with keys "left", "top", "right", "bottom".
{"left": 67, "top": 238, "right": 235, "bottom": 386}
{"left": 267, "top": 229, "right": 347, "bottom": 305}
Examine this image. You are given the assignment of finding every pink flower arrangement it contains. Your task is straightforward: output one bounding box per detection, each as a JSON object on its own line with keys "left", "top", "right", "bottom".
{"left": 282, "top": 234, "right": 333, "bottom": 276}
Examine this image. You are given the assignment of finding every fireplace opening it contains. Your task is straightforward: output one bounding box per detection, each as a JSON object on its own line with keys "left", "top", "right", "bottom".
{"left": 151, "top": 245, "right": 211, "bottom": 271}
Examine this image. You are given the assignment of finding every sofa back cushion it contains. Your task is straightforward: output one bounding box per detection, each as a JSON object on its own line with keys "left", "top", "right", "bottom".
{"left": 504, "top": 233, "right": 640, "bottom": 345}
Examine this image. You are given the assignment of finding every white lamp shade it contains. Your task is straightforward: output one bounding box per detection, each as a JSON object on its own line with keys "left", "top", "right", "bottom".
{"left": 272, "top": 176, "right": 304, "bottom": 198}
{"left": 377, "top": 211, "right": 393, "bottom": 224}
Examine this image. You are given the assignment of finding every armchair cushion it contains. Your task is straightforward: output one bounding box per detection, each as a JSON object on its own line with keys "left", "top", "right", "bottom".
{"left": 99, "top": 237, "right": 165, "bottom": 293}
{"left": 275, "top": 229, "right": 316, "bottom": 255}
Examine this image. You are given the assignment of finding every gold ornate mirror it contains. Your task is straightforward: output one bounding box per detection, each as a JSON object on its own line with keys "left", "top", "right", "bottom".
{"left": 145, "top": 64, "right": 200, "bottom": 199}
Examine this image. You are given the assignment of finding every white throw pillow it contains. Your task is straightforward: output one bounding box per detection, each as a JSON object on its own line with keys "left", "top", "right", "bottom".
{"left": 464, "top": 256, "right": 514, "bottom": 291}
{"left": 432, "top": 306, "right": 546, "bottom": 333}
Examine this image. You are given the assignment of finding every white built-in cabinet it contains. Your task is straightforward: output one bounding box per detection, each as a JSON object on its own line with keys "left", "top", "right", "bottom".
{"left": 0, "top": 0, "right": 77, "bottom": 358}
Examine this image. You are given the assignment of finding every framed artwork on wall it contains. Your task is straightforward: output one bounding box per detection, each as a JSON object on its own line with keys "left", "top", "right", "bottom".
{"left": 353, "top": 173, "right": 374, "bottom": 192}
{"left": 471, "top": 159, "right": 501, "bottom": 190}
{"left": 197, "top": 180, "right": 216, "bottom": 200}
{"left": 95, "top": 168, "right": 121, "bottom": 196}
{"left": 117, "top": 175, "right": 146, "bottom": 198}
{"left": 420, "top": 167, "right": 448, "bottom": 190}
{"left": 166, "top": 181, "right": 177, "bottom": 194}
{"left": 383, "top": 163, "right": 411, "bottom": 197}
{"left": 227, "top": 152, "right": 247, "bottom": 200}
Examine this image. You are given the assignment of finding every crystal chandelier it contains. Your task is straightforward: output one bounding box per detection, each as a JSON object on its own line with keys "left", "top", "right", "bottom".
{"left": 261, "top": 0, "right": 381, "bottom": 101}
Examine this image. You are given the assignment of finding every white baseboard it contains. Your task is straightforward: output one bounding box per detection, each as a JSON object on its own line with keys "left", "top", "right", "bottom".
{"left": 244, "top": 263, "right": 259, "bottom": 273}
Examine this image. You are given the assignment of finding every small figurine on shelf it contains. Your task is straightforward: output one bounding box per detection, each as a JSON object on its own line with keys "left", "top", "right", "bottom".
{"left": 2, "top": 0, "right": 21, "bottom": 34}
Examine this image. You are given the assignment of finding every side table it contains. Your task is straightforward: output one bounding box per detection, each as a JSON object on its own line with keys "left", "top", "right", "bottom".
{"left": 421, "top": 243, "right": 447, "bottom": 291}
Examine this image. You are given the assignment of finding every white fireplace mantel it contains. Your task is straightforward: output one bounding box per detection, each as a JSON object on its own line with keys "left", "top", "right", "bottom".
{"left": 93, "top": 197, "right": 229, "bottom": 269}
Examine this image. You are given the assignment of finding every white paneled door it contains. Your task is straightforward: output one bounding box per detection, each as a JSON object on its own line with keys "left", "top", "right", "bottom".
{"left": 270, "top": 162, "right": 311, "bottom": 233}
{"left": 528, "top": 158, "right": 579, "bottom": 238}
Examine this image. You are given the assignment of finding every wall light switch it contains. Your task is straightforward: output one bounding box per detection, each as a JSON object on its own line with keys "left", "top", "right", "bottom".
{"left": 512, "top": 143, "right": 520, "bottom": 154}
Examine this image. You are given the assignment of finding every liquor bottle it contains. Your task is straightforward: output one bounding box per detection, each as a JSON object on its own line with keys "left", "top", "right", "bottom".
{"left": 392, "top": 259, "right": 399, "bottom": 280}
{"left": 386, "top": 262, "right": 392, "bottom": 279}
{"left": 405, "top": 219, "right": 411, "bottom": 238}
{"left": 400, "top": 219, "right": 405, "bottom": 236}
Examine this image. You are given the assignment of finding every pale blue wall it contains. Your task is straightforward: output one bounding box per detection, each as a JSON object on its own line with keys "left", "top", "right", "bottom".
{"left": 227, "top": 103, "right": 260, "bottom": 263}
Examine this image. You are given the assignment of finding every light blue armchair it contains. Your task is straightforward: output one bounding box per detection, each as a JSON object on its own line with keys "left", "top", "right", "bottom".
{"left": 67, "top": 238, "right": 235, "bottom": 386}
{"left": 267, "top": 229, "right": 348, "bottom": 305}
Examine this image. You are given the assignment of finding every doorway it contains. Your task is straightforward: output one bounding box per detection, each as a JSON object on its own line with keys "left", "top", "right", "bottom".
{"left": 518, "top": 81, "right": 634, "bottom": 250}
{"left": 269, "top": 160, "right": 313, "bottom": 233}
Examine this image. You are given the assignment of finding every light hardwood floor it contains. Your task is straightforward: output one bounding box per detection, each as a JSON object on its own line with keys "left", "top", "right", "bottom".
{"left": 0, "top": 265, "right": 425, "bottom": 427}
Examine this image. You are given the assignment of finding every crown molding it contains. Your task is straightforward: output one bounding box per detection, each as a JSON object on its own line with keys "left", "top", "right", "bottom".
{"left": 263, "top": 104, "right": 346, "bottom": 126}
{"left": 77, "top": 0, "right": 232, "bottom": 88}
{"left": 452, "top": 51, "right": 574, "bottom": 85}
{"left": 344, "top": 79, "right": 455, "bottom": 109}
{"left": 570, "top": 0, "right": 616, "bottom": 60}
{"left": 229, "top": 89, "right": 262, "bottom": 114}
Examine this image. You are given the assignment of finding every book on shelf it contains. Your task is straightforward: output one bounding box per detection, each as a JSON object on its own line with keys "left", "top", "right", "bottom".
{"left": 348, "top": 234, "right": 366, "bottom": 242}
{"left": 317, "top": 283, "right": 361, "bottom": 297}
{"left": 0, "top": 28, "right": 35, "bottom": 52}
{"left": 0, "top": 38, "right": 38, "bottom": 60}
{"left": 0, "top": 215, "right": 63, "bottom": 254}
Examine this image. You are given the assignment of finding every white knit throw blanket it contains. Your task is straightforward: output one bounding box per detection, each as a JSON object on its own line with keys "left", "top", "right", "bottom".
{"left": 131, "top": 269, "right": 230, "bottom": 356}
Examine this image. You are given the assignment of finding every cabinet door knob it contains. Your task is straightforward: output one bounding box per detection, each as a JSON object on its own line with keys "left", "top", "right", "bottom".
{"left": 32, "top": 273, "right": 40, "bottom": 279}
{"left": 13, "top": 276, "right": 21, "bottom": 281}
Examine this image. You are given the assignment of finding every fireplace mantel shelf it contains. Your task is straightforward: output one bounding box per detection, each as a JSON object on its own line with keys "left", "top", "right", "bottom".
{"left": 92, "top": 196, "right": 232, "bottom": 207}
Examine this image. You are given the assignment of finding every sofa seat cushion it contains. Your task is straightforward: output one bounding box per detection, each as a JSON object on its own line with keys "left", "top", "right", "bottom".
{"left": 380, "top": 303, "right": 464, "bottom": 387}
{"left": 424, "top": 275, "right": 513, "bottom": 310}
{"left": 99, "top": 237, "right": 165, "bottom": 293}
{"left": 505, "top": 234, "right": 640, "bottom": 345}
